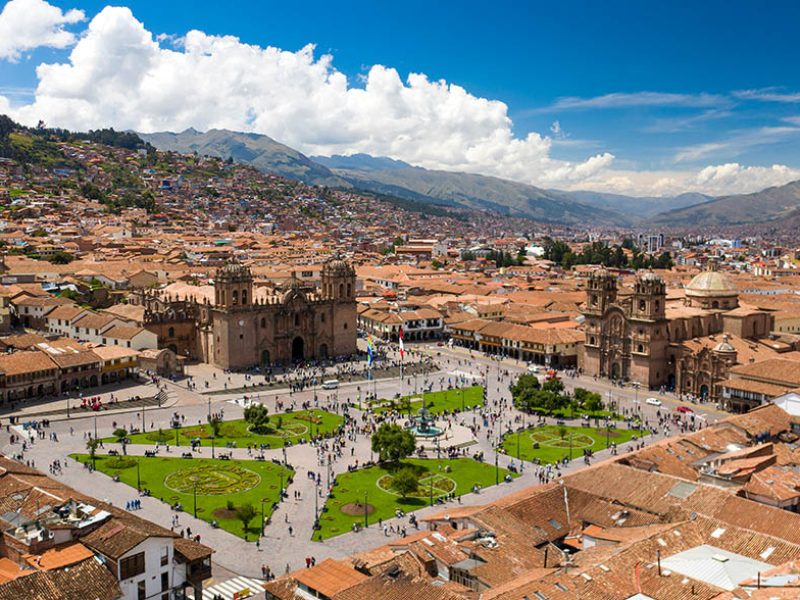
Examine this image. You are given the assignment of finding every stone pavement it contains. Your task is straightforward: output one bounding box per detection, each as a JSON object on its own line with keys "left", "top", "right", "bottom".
{"left": 1, "top": 346, "right": 684, "bottom": 582}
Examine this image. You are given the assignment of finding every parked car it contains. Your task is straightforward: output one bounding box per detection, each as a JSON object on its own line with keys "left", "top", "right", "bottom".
{"left": 676, "top": 405, "right": 694, "bottom": 414}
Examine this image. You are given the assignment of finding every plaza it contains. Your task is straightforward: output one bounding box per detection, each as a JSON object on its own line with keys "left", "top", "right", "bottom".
{"left": 2, "top": 342, "right": 721, "bottom": 581}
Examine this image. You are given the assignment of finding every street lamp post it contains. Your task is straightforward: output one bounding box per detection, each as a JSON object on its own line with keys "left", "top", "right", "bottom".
{"left": 495, "top": 452, "right": 499, "bottom": 485}
{"left": 260, "top": 498, "right": 267, "bottom": 536}
{"left": 207, "top": 396, "right": 211, "bottom": 422}
{"left": 364, "top": 491, "right": 369, "bottom": 528}
{"left": 136, "top": 458, "right": 141, "bottom": 492}
{"left": 142, "top": 402, "right": 146, "bottom": 433}
{"left": 193, "top": 478, "right": 198, "bottom": 518}
{"left": 93, "top": 415, "right": 98, "bottom": 440}
{"left": 279, "top": 467, "right": 284, "bottom": 503}
{"left": 516, "top": 429, "right": 521, "bottom": 461}
{"left": 210, "top": 436, "right": 215, "bottom": 459}
{"left": 429, "top": 473, "right": 434, "bottom": 507}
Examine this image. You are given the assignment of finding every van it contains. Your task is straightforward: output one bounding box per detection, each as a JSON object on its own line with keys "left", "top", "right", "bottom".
{"left": 321, "top": 379, "right": 339, "bottom": 390}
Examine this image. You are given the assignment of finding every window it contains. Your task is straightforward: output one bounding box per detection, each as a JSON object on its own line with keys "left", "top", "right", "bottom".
{"left": 168, "top": 327, "right": 175, "bottom": 338}
{"left": 161, "top": 571, "right": 169, "bottom": 591}
{"left": 639, "top": 300, "right": 646, "bottom": 311}
{"left": 321, "top": 313, "right": 326, "bottom": 323}
{"left": 343, "top": 323, "right": 348, "bottom": 330}
{"left": 261, "top": 317, "right": 266, "bottom": 328}
{"left": 242, "top": 290, "right": 248, "bottom": 305}
{"left": 161, "top": 547, "right": 169, "bottom": 566}
{"left": 137, "top": 581, "right": 146, "bottom": 600}
{"left": 120, "top": 552, "right": 146, "bottom": 580}
{"left": 294, "top": 314, "right": 300, "bottom": 326}
{"left": 232, "top": 290, "right": 238, "bottom": 305}
{"left": 637, "top": 344, "right": 644, "bottom": 353}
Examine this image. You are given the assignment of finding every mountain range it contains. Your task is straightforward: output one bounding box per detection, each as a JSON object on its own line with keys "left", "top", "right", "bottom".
{"left": 139, "top": 128, "right": 800, "bottom": 228}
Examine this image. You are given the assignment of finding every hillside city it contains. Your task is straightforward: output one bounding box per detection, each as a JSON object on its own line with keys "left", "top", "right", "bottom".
{"left": 0, "top": 109, "right": 799, "bottom": 600}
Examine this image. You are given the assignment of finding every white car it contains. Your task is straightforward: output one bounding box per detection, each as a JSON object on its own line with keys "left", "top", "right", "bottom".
{"left": 645, "top": 397, "right": 662, "bottom": 407}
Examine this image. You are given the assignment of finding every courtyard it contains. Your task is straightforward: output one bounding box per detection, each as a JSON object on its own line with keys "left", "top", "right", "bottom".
{"left": 70, "top": 454, "right": 293, "bottom": 539}
{"left": 315, "top": 457, "right": 515, "bottom": 540}
{"left": 370, "top": 385, "right": 484, "bottom": 415}
{"left": 105, "top": 409, "right": 345, "bottom": 449}
{"left": 498, "top": 423, "right": 645, "bottom": 464}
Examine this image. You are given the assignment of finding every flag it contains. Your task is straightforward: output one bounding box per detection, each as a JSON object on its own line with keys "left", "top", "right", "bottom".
{"left": 399, "top": 326, "right": 405, "bottom": 360}
{"left": 366, "top": 335, "right": 374, "bottom": 367}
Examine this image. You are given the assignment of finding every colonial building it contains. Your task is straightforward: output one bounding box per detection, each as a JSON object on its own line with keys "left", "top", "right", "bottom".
{"left": 135, "top": 257, "right": 358, "bottom": 369}
{"left": 581, "top": 264, "right": 777, "bottom": 403}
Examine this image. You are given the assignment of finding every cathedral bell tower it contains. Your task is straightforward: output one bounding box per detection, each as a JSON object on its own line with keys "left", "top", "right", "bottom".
{"left": 214, "top": 263, "right": 253, "bottom": 310}
{"left": 321, "top": 255, "right": 355, "bottom": 301}
{"left": 631, "top": 270, "right": 666, "bottom": 321}
{"left": 585, "top": 268, "right": 617, "bottom": 316}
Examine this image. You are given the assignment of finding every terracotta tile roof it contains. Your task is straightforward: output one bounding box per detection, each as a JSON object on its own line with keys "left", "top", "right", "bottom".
{"left": 22, "top": 543, "right": 94, "bottom": 571}
{"left": 291, "top": 558, "right": 368, "bottom": 597}
{"left": 0, "top": 350, "right": 57, "bottom": 376}
{"left": 0, "top": 556, "right": 121, "bottom": 600}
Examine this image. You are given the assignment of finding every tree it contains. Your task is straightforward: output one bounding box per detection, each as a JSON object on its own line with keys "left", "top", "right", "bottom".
{"left": 49, "top": 251, "right": 74, "bottom": 264}
{"left": 235, "top": 503, "right": 258, "bottom": 534}
{"left": 371, "top": 423, "right": 416, "bottom": 464}
{"left": 542, "top": 378, "right": 565, "bottom": 394}
{"left": 209, "top": 416, "right": 222, "bottom": 438}
{"left": 391, "top": 467, "right": 419, "bottom": 500}
{"left": 582, "top": 390, "right": 604, "bottom": 415}
{"left": 86, "top": 437, "right": 99, "bottom": 468}
{"left": 113, "top": 428, "right": 127, "bottom": 443}
{"left": 558, "top": 426, "right": 567, "bottom": 440}
{"left": 244, "top": 404, "right": 270, "bottom": 434}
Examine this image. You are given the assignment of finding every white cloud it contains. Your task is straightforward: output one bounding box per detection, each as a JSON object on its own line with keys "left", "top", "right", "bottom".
{"left": 734, "top": 88, "right": 800, "bottom": 103}
{"left": 3, "top": 5, "right": 799, "bottom": 199}
{"left": 6, "top": 6, "right": 611, "bottom": 190}
{"left": 0, "top": 0, "right": 84, "bottom": 62}
{"left": 561, "top": 163, "right": 800, "bottom": 197}
{"left": 543, "top": 91, "right": 727, "bottom": 111}
{"left": 674, "top": 125, "right": 800, "bottom": 162}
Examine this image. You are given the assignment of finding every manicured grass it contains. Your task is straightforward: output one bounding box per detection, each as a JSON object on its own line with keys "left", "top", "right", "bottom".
{"left": 70, "top": 454, "right": 293, "bottom": 539}
{"left": 525, "top": 406, "right": 622, "bottom": 420}
{"left": 498, "top": 423, "right": 645, "bottom": 464}
{"left": 371, "top": 385, "right": 484, "bottom": 415}
{"left": 316, "top": 457, "right": 515, "bottom": 540}
{"left": 104, "top": 409, "right": 344, "bottom": 449}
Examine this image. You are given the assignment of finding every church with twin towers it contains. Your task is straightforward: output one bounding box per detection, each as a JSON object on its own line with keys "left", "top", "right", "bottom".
{"left": 136, "top": 256, "right": 358, "bottom": 369}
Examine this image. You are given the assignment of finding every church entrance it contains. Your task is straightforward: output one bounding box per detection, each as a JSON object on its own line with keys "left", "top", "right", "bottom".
{"left": 261, "top": 350, "right": 270, "bottom": 366}
{"left": 292, "top": 337, "right": 305, "bottom": 362}
{"left": 610, "top": 362, "right": 621, "bottom": 380}
{"left": 319, "top": 344, "right": 328, "bottom": 359}
{"left": 699, "top": 384, "right": 709, "bottom": 399}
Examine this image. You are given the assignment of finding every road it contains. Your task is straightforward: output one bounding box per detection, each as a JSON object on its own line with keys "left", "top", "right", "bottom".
{"left": 0, "top": 344, "right": 728, "bottom": 583}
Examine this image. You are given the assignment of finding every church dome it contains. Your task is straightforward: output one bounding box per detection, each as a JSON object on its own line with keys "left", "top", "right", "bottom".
{"left": 685, "top": 270, "right": 737, "bottom": 297}
{"left": 323, "top": 255, "right": 352, "bottom": 276}
{"left": 713, "top": 334, "right": 736, "bottom": 355}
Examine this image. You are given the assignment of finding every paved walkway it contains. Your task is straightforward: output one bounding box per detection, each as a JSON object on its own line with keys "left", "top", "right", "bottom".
{"left": 1, "top": 346, "right": 693, "bottom": 581}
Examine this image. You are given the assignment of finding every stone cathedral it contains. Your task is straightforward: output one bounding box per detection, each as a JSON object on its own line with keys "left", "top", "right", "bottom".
{"left": 580, "top": 263, "right": 774, "bottom": 401}
{"left": 135, "top": 256, "right": 357, "bottom": 369}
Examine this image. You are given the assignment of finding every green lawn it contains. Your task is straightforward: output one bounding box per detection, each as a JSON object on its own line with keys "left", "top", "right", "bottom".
{"left": 70, "top": 454, "right": 292, "bottom": 539}
{"left": 316, "top": 457, "right": 514, "bottom": 540}
{"left": 498, "top": 423, "right": 645, "bottom": 464}
{"left": 371, "top": 385, "right": 484, "bottom": 415}
{"left": 104, "top": 409, "right": 344, "bottom": 449}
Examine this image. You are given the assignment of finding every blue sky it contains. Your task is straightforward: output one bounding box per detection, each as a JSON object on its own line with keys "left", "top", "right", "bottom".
{"left": 1, "top": 0, "right": 800, "bottom": 195}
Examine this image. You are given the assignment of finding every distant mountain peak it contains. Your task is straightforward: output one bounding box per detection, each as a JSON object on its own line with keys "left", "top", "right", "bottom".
{"left": 312, "top": 153, "right": 414, "bottom": 171}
